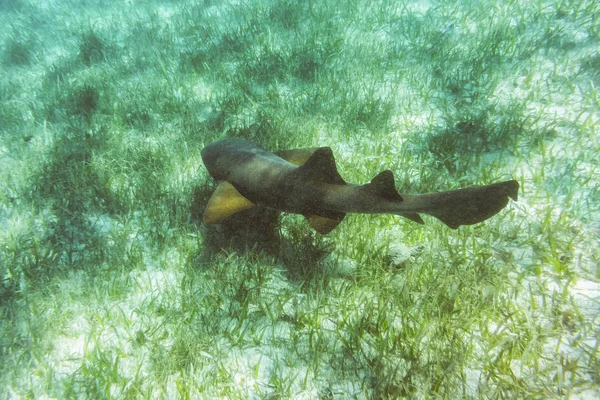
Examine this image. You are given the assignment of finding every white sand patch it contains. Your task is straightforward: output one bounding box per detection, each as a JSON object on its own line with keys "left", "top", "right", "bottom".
{"left": 223, "top": 345, "right": 320, "bottom": 399}
{"left": 464, "top": 367, "right": 483, "bottom": 396}
{"left": 570, "top": 278, "right": 600, "bottom": 318}
{"left": 229, "top": 348, "right": 272, "bottom": 394}
{"left": 404, "top": 0, "right": 434, "bottom": 15}
{"left": 51, "top": 332, "right": 86, "bottom": 374}
{"left": 129, "top": 267, "right": 181, "bottom": 293}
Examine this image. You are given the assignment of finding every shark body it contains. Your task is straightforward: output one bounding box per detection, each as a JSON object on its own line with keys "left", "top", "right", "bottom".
{"left": 201, "top": 138, "right": 519, "bottom": 234}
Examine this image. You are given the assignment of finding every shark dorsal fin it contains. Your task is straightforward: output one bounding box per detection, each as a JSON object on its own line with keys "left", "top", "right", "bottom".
{"left": 306, "top": 214, "right": 345, "bottom": 234}
{"left": 275, "top": 147, "right": 320, "bottom": 166}
{"left": 365, "top": 170, "right": 403, "bottom": 202}
{"left": 203, "top": 181, "right": 255, "bottom": 223}
{"left": 296, "top": 147, "right": 346, "bottom": 185}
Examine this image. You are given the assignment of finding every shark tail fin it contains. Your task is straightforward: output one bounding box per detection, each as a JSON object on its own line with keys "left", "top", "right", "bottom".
{"left": 203, "top": 181, "right": 255, "bottom": 224}
{"left": 420, "top": 180, "right": 519, "bottom": 229}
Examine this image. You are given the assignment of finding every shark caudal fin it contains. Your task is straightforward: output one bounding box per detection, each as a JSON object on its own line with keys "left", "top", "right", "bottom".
{"left": 418, "top": 180, "right": 519, "bottom": 229}
{"left": 203, "top": 181, "right": 255, "bottom": 223}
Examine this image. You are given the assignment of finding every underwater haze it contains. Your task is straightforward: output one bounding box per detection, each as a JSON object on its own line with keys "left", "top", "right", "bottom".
{"left": 1, "top": 0, "right": 599, "bottom": 398}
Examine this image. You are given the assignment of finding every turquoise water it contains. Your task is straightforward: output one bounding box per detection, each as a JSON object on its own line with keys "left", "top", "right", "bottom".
{"left": 0, "top": 0, "right": 599, "bottom": 398}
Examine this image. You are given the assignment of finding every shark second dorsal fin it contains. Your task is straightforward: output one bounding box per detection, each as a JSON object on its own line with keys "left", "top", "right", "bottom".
{"left": 275, "top": 148, "right": 320, "bottom": 166}
{"left": 296, "top": 147, "right": 346, "bottom": 185}
{"left": 365, "top": 170, "right": 403, "bottom": 202}
{"left": 204, "top": 181, "right": 255, "bottom": 224}
{"left": 306, "top": 214, "right": 346, "bottom": 235}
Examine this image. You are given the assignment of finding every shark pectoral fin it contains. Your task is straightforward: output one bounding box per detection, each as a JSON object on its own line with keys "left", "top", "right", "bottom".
{"left": 399, "top": 213, "right": 425, "bottom": 225}
{"left": 305, "top": 214, "right": 346, "bottom": 235}
{"left": 275, "top": 147, "right": 321, "bottom": 166}
{"left": 203, "top": 181, "right": 255, "bottom": 224}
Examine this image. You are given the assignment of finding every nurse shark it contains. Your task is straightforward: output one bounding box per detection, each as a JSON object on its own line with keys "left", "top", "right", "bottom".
{"left": 201, "top": 138, "right": 518, "bottom": 234}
